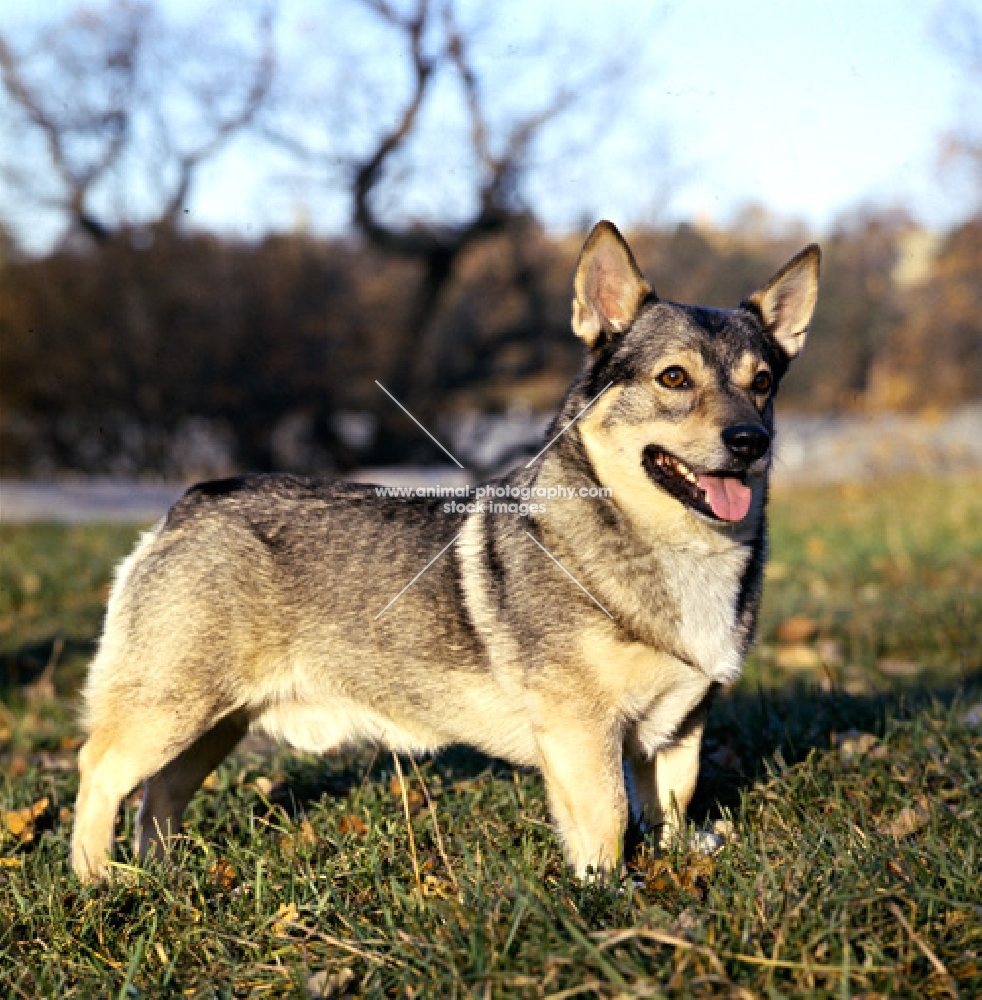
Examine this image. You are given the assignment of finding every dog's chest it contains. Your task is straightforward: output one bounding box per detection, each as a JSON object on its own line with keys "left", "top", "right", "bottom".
{"left": 661, "top": 542, "right": 752, "bottom": 684}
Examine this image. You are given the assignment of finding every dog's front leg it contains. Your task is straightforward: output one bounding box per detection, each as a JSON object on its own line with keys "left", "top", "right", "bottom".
{"left": 533, "top": 709, "right": 627, "bottom": 879}
{"left": 626, "top": 697, "right": 710, "bottom": 848}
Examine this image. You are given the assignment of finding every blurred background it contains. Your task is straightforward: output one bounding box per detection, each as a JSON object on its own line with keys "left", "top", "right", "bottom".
{"left": 1, "top": 0, "right": 980, "bottom": 491}
{"left": 2, "top": 8, "right": 982, "bottom": 984}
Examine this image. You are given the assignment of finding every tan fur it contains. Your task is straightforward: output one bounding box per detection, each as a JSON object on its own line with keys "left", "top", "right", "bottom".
{"left": 578, "top": 387, "right": 765, "bottom": 551}
{"left": 746, "top": 244, "right": 821, "bottom": 358}
{"left": 72, "top": 223, "right": 819, "bottom": 884}
{"left": 733, "top": 351, "right": 763, "bottom": 388}
{"left": 572, "top": 221, "right": 651, "bottom": 347}
{"left": 625, "top": 703, "right": 707, "bottom": 838}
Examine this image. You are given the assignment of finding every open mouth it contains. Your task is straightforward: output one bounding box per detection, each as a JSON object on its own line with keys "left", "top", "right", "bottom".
{"left": 642, "top": 446, "right": 753, "bottom": 522}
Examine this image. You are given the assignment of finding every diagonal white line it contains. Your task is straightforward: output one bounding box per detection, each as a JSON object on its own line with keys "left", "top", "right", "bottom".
{"left": 374, "top": 530, "right": 463, "bottom": 620}
{"left": 525, "top": 381, "right": 614, "bottom": 467}
{"left": 524, "top": 531, "right": 613, "bottom": 618}
{"left": 375, "top": 380, "right": 464, "bottom": 468}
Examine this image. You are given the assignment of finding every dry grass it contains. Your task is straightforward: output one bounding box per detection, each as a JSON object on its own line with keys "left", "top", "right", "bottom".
{"left": 1, "top": 477, "right": 980, "bottom": 997}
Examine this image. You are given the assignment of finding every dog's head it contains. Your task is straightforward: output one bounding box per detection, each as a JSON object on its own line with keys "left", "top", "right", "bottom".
{"left": 570, "top": 221, "right": 820, "bottom": 528}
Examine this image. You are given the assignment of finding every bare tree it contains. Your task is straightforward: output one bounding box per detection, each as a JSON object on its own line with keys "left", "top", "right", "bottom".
{"left": 936, "top": 1, "right": 982, "bottom": 208}
{"left": 0, "top": 0, "right": 647, "bottom": 470}
{"left": 0, "top": 1, "right": 274, "bottom": 245}
{"left": 267, "top": 0, "right": 626, "bottom": 425}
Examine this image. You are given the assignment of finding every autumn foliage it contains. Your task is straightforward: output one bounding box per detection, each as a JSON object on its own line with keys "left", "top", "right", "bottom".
{"left": 1, "top": 211, "right": 979, "bottom": 476}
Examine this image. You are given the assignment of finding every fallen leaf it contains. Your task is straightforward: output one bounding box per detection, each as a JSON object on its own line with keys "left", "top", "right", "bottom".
{"left": 834, "top": 730, "right": 879, "bottom": 760}
{"left": 201, "top": 770, "right": 221, "bottom": 791}
{"left": 422, "top": 873, "right": 455, "bottom": 898}
{"left": 307, "top": 967, "right": 356, "bottom": 999}
{"left": 388, "top": 775, "right": 425, "bottom": 814}
{"left": 877, "top": 658, "right": 922, "bottom": 678}
{"left": 775, "top": 643, "right": 822, "bottom": 671}
{"left": 279, "top": 817, "right": 318, "bottom": 857}
{"left": 272, "top": 901, "right": 299, "bottom": 935}
{"left": 776, "top": 614, "right": 818, "bottom": 643}
{"left": 207, "top": 858, "right": 237, "bottom": 890}
{"left": 338, "top": 813, "right": 368, "bottom": 837}
{"left": 678, "top": 853, "right": 715, "bottom": 892}
{"left": 630, "top": 851, "right": 715, "bottom": 899}
{"left": 3, "top": 797, "right": 50, "bottom": 841}
{"left": 252, "top": 776, "right": 274, "bottom": 797}
{"left": 953, "top": 959, "right": 980, "bottom": 981}
{"left": 879, "top": 802, "right": 930, "bottom": 839}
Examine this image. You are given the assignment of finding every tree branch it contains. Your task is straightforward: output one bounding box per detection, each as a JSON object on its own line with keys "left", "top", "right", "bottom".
{"left": 352, "top": 0, "right": 444, "bottom": 256}
{"left": 157, "top": 5, "right": 275, "bottom": 227}
{"left": 0, "top": 2, "right": 276, "bottom": 243}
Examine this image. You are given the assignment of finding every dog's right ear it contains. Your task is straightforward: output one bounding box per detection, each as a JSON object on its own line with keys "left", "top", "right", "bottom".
{"left": 572, "top": 221, "right": 653, "bottom": 349}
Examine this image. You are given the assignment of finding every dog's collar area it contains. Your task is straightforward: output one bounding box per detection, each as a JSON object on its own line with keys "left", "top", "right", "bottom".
{"left": 642, "top": 445, "right": 752, "bottom": 522}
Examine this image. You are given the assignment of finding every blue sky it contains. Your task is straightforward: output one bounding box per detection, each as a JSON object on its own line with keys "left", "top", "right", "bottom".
{"left": 640, "top": 0, "right": 973, "bottom": 230}
{"left": 0, "top": 0, "right": 977, "bottom": 252}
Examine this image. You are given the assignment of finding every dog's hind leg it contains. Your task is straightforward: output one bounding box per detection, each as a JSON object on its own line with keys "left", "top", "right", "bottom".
{"left": 72, "top": 699, "right": 238, "bottom": 881}
{"left": 72, "top": 726, "right": 164, "bottom": 881}
{"left": 136, "top": 709, "right": 250, "bottom": 863}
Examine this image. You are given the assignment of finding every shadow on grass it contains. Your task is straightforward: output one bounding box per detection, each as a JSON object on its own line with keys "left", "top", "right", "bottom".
{"left": 0, "top": 636, "right": 95, "bottom": 691}
{"left": 4, "top": 630, "right": 978, "bottom": 861}
{"left": 266, "top": 743, "right": 525, "bottom": 818}
{"left": 261, "top": 669, "right": 982, "bottom": 844}
{"left": 691, "top": 668, "right": 982, "bottom": 822}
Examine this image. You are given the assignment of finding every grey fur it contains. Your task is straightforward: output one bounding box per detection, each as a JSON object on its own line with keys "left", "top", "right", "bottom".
{"left": 72, "top": 223, "right": 820, "bottom": 880}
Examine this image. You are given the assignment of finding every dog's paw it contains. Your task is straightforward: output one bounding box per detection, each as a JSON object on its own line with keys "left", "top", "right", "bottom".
{"left": 691, "top": 818, "right": 739, "bottom": 855}
{"left": 689, "top": 829, "right": 725, "bottom": 855}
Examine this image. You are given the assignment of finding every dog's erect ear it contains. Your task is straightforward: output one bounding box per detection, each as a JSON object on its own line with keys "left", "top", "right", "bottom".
{"left": 572, "top": 221, "right": 653, "bottom": 349}
{"left": 744, "top": 244, "right": 821, "bottom": 359}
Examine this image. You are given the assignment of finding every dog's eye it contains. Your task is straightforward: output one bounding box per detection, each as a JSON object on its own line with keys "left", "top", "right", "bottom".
{"left": 658, "top": 366, "right": 690, "bottom": 390}
{"left": 752, "top": 371, "right": 773, "bottom": 394}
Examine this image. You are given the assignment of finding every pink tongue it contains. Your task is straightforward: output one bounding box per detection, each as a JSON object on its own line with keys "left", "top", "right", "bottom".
{"left": 697, "top": 475, "right": 752, "bottom": 522}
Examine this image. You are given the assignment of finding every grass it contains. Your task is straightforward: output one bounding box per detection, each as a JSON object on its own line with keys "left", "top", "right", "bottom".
{"left": 1, "top": 476, "right": 981, "bottom": 998}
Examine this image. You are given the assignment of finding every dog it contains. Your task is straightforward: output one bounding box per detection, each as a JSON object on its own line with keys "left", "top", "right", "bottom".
{"left": 72, "top": 221, "right": 820, "bottom": 881}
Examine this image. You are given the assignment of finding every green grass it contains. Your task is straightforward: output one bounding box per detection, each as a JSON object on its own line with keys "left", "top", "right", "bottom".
{"left": 1, "top": 477, "right": 981, "bottom": 997}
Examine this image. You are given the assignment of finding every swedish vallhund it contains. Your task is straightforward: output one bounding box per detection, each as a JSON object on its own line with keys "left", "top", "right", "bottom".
{"left": 73, "top": 221, "right": 820, "bottom": 880}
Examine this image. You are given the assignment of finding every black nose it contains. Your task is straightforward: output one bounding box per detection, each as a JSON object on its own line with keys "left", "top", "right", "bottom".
{"left": 722, "top": 424, "right": 771, "bottom": 462}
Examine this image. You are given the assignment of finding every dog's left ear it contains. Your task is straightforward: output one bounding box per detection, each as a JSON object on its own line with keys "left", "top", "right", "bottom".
{"left": 572, "top": 221, "right": 653, "bottom": 349}
{"left": 744, "top": 244, "right": 821, "bottom": 359}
